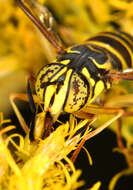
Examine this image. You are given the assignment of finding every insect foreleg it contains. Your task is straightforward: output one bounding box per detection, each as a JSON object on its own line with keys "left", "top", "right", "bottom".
{"left": 71, "top": 108, "right": 123, "bottom": 163}
{"left": 107, "top": 71, "right": 133, "bottom": 82}
{"left": 10, "top": 93, "right": 29, "bottom": 134}
{"left": 71, "top": 116, "right": 97, "bottom": 163}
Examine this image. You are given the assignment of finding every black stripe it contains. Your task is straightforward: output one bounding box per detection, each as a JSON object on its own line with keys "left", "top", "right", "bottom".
{"left": 37, "top": 63, "right": 65, "bottom": 82}
{"left": 89, "top": 48, "right": 108, "bottom": 65}
{"left": 101, "top": 32, "right": 133, "bottom": 52}
{"left": 57, "top": 53, "right": 78, "bottom": 62}
{"left": 120, "top": 31, "right": 133, "bottom": 44}
{"left": 66, "top": 45, "right": 107, "bottom": 81}
{"left": 90, "top": 44, "right": 122, "bottom": 70}
{"left": 48, "top": 66, "right": 66, "bottom": 83}
{"left": 56, "top": 73, "right": 66, "bottom": 94}
{"left": 40, "top": 68, "right": 54, "bottom": 82}
{"left": 89, "top": 35, "right": 132, "bottom": 68}
{"left": 49, "top": 93, "right": 55, "bottom": 107}
{"left": 42, "top": 71, "right": 66, "bottom": 102}
{"left": 43, "top": 84, "right": 47, "bottom": 102}
{"left": 71, "top": 45, "right": 108, "bottom": 65}
{"left": 85, "top": 58, "right": 100, "bottom": 81}
{"left": 40, "top": 64, "right": 65, "bottom": 86}
{"left": 91, "top": 82, "right": 96, "bottom": 99}
{"left": 66, "top": 45, "right": 106, "bottom": 78}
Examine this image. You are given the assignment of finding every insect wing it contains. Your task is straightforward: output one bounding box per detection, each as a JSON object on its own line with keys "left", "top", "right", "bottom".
{"left": 16, "top": 0, "right": 64, "bottom": 53}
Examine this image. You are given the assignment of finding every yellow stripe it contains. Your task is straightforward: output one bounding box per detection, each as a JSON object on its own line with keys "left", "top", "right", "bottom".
{"left": 120, "top": 33, "right": 133, "bottom": 50}
{"left": 67, "top": 47, "right": 80, "bottom": 54}
{"left": 53, "top": 59, "right": 70, "bottom": 65}
{"left": 84, "top": 44, "right": 112, "bottom": 70}
{"left": 50, "top": 67, "right": 67, "bottom": 82}
{"left": 50, "top": 69, "right": 73, "bottom": 116}
{"left": 82, "top": 67, "right": 95, "bottom": 86}
{"left": 87, "top": 41, "right": 127, "bottom": 70}
{"left": 89, "top": 56, "right": 112, "bottom": 70}
{"left": 44, "top": 84, "right": 56, "bottom": 110}
{"left": 60, "top": 60, "right": 70, "bottom": 65}
{"left": 84, "top": 44, "right": 111, "bottom": 70}
{"left": 89, "top": 80, "right": 105, "bottom": 103}
{"left": 81, "top": 67, "right": 94, "bottom": 101}
{"left": 99, "top": 33, "right": 133, "bottom": 68}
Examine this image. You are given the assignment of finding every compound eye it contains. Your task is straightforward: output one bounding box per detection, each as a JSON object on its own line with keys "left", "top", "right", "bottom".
{"left": 35, "top": 64, "right": 61, "bottom": 101}
{"left": 64, "top": 72, "right": 90, "bottom": 113}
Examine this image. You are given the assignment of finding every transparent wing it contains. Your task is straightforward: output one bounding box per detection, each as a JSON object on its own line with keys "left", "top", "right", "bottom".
{"left": 16, "top": 0, "right": 65, "bottom": 54}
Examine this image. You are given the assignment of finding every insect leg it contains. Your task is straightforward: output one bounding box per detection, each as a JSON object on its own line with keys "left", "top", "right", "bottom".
{"left": 116, "top": 118, "right": 124, "bottom": 149}
{"left": 105, "top": 94, "right": 133, "bottom": 167}
{"left": 71, "top": 116, "right": 97, "bottom": 163}
{"left": 104, "top": 94, "right": 133, "bottom": 109}
{"left": 107, "top": 71, "right": 133, "bottom": 81}
{"left": 10, "top": 92, "right": 44, "bottom": 140}
{"left": 10, "top": 93, "right": 29, "bottom": 133}
{"left": 71, "top": 106, "right": 124, "bottom": 163}
{"left": 77, "top": 94, "right": 133, "bottom": 141}
{"left": 27, "top": 79, "right": 37, "bottom": 140}
{"left": 27, "top": 79, "right": 36, "bottom": 114}
{"left": 84, "top": 109, "right": 124, "bottom": 141}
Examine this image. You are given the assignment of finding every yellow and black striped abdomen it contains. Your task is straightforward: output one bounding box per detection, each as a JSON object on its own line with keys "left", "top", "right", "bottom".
{"left": 87, "top": 31, "right": 133, "bottom": 71}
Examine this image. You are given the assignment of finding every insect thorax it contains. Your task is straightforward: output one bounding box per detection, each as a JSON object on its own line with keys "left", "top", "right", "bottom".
{"left": 35, "top": 44, "right": 111, "bottom": 118}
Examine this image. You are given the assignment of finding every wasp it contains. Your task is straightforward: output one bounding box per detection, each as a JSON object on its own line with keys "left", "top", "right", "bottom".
{"left": 11, "top": 0, "right": 133, "bottom": 162}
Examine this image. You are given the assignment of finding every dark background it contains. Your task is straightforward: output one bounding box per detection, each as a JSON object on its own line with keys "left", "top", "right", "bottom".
{"left": 76, "top": 129, "right": 133, "bottom": 190}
